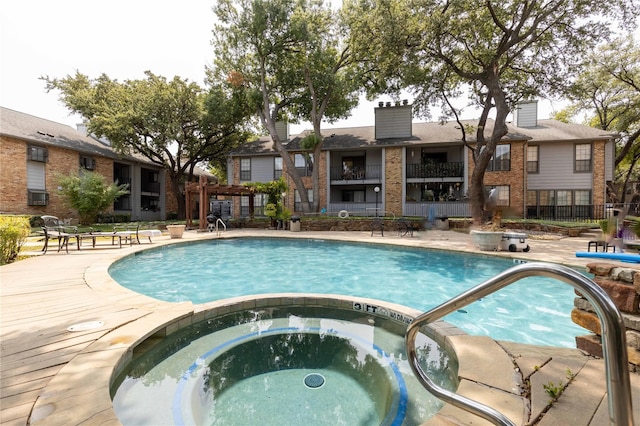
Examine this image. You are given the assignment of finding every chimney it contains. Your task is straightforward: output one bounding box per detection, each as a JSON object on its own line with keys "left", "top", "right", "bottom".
{"left": 514, "top": 100, "right": 538, "bottom": 128}
{"left": 375, "top": 100, "right": 412, "bottom": 139}
{"left": 275, "top": 121, "right": 289, "bottom": 142}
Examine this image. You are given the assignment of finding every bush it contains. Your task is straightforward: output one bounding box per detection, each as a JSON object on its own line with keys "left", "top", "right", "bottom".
{"left": 0, "top": 216, "right": 31, "bottom": 265}
{"left": 56, "top": 171, "right": 129, "bottom": 225}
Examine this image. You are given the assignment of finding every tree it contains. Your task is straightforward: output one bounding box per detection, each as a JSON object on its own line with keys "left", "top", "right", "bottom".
{"left": 344, "top": 0, "right": 635, "bottom": 225}
{"left": 56, "top": 171, "right": 129, "bottom": 225}
{"left": 209, "top": 0, "right": 360, "bottom": 213}
{"left": 44, "top": 71, "right": 251, "bottom": 219}
{"left": 246, "top": 177, "right": 289, "bottom": 227}
{"left": 561, "top": 36, "right": 640, "bottom": 203}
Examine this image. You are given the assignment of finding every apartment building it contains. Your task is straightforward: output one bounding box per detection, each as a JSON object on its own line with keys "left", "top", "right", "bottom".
{"left": 0, "top": 107, "right": 167, "bottom": 221}
{"left": 227, "top": 101, "right": 616, "bottom": 220}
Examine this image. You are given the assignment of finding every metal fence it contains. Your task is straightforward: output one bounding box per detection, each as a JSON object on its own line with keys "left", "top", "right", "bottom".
{"left": 270, "top": 202, "right": 638, "bottom": 222}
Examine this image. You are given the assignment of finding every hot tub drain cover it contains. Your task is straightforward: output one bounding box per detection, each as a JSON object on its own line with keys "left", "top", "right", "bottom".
{"left": 304, "top": 373, "right": 325, "bottom": 389}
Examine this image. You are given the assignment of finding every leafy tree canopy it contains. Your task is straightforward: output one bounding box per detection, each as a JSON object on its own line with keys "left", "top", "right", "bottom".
{"left": 343, "top": 0, "right": 636, "bottom": 224}
{"left": 209, "top": 0, "right": 361, "bottom": 212}
{"left": 561, "top": 35, "right": 640, "bottom": 202}
{"left": 43, "top": 71, "right": 252, "bottom": 218}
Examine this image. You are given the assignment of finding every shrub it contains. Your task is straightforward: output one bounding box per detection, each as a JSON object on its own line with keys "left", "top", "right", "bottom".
{"left": 0, "top": 216, "right": 31, "bottom": 265}
{"left": 56, "top": 172, "right": 129, "bottom": 225}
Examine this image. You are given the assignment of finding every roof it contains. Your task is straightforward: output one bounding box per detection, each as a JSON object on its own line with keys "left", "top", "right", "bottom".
{"left": 0, "top": 107, "right": 215, "bottom": 177}
{"left": 1, "top": 106, "right": 131, "bottom": 160}
{"left": 231, "top": 118, "right": 616, "bottom": 156}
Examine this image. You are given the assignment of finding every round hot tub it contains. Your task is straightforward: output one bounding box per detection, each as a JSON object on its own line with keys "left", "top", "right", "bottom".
{"left": 111, "top": 304, "right": 455, "bottom": 425}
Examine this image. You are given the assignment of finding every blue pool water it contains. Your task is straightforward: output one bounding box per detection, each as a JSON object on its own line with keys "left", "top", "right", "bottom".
{"left": 109, "top": 237, "right": 587, "bottom": 347}
{"left": 112, "top": 307, "right": 452, "bottom": 425}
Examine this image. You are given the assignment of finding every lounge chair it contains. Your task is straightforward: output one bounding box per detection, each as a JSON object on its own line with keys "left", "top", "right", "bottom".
{"left": 41, "top": 215, "right": 80, "bottom": 253}
{"left": 114, "top": 223, "right": 162, "bottom": 245}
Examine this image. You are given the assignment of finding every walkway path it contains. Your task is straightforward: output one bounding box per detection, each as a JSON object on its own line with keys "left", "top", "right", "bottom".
{"left": 0, "top": 228, "right": 637, "bottom": 425}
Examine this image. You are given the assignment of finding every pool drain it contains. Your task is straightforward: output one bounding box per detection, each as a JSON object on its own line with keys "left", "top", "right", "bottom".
{"left": 303, "top": 373, "right": 325, "bottom": 389}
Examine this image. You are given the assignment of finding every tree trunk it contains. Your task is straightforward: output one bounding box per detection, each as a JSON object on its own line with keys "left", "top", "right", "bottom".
{"left": 169, "top": 174, "right": 186, "bottom": 219}
{"left": 468, "top": 75, "right": 510, "bottom": 226}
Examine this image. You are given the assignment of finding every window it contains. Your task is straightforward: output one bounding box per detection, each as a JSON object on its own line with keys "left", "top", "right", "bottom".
{"left": 27, "top": 145, "right": 46, "bottom": 194}
{"left": 27, "top": 145, "right": 48, "bottom": 162}
{"left": 575, "top": 143, "right": 592, "bottom": 172}
{"left": 574, "top": 190, "right": 590, "bottom": 205}
{"left": 274, "top": 157, "right": 283, "bottom": 180}
{"left": 240, "top": 195, "right": 250, "bottom": 216}
{"left": 240, "top": 158, "right": 251, "bottom": 181}
{"left": 527, "top": 145, "right": 539, "bottom": 173}
{"left": 295, "top": 153, "right": 313, "bottom": 176}
{"left": 80, "top": 155, "right": 96, "bottom": 170}
{"left": 526, "top": 189, "right": 592, "bottom": 219}
{"left": 294, "top": 188, "right": 313, "bottom": 211}
{"left": 488, "top": 144, "right": 510, "bottom": 171}
{"left": 489, "top": 185, "right": 510, "bottom": 206}
{"left": 341, "top": 190, "right": 365, "bottom": 202}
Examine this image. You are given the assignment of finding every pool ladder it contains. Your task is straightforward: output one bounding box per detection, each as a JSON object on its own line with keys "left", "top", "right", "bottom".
{"left": 405, "top": 262, "right": 634, "bottom": 426}
{"left": 213, "top": 218, "right": 226, "bottom": 236}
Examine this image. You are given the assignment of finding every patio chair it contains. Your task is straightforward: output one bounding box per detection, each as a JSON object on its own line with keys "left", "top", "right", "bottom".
{"left": 396, "top": 217, "right": 417, "bottom": 237}
{"left": 371, "top": 217, "right": 384, "bottom": 236}
{"left": 41, "top": 215, "right": 80, "bottom": 253}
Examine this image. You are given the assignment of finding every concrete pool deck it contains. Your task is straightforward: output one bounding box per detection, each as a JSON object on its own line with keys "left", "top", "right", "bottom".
{"left": 1, "top": 228, "right": 638, "bottom": 425}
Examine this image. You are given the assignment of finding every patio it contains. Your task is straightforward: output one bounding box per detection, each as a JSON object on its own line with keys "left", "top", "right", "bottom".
{"left": 1, "top": 228, "right": 637, "bottom": 425}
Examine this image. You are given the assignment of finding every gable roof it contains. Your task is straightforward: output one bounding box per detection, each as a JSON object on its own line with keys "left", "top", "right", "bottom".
{"left": 1, "top": 107, "right": 131, "bottom": 160}
{"left": 231, "top": 118, "right": 616, "bottom": 156}
{"left": 0, "top": 107, "right": 216, "bottom": 178}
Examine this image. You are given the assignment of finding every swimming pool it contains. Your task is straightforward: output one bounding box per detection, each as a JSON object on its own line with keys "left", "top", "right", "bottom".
{"left": 109, "top": 237, "right": 586, "bottom": 347}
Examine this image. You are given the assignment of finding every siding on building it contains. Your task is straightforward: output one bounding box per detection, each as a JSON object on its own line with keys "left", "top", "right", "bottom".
{"left": 527, "top": 141, "right": 592, "bottom": 190}
{"left": 374, "top": 104, "right": 412, "bottom": 139}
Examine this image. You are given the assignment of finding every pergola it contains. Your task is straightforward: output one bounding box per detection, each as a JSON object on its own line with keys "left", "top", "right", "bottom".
{"left": 185, "top": 175, "right": 256, "bottom": 230}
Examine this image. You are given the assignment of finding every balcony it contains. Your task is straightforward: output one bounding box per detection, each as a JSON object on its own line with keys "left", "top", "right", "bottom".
{"left": 330, "top": 165, "right": 382, "bottom": 181}
{"left": 406, "top": 162, "right": 463, "bottom": 179}
{"left": 141, "top": 182, "right": 160, "bottom": 194}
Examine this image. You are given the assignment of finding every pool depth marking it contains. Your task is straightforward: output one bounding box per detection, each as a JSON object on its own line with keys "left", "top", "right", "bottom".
{"left": 172, "top": 325, "right": 408, "bottom": 426}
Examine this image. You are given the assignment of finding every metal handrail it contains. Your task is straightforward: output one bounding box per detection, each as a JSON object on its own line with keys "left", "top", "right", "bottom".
{"left": 405, "top": 262, "right": 634, "bottom": 426}
{"left": 215, "top": 218, "right": 226, "bottom": 236}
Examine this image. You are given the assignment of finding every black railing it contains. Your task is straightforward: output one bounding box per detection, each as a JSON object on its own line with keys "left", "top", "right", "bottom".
{"left": 406, "top": 162, "right": 464, "bottom": 179}
{"left": 141, "top": 182, "right": 160, "bottom": 194}
{"left": 526, "top": 204, "right": 607, "bottom": 222}
{"left": 330, "top": 164, "right": 382, "bottom": 180}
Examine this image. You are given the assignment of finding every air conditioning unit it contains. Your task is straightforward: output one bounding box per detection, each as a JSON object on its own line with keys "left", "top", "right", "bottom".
{"left": 81, "top": 156, "right": 96, "bottom": 170}
{"left": 28, "top": 191, "right": 49, "bottom": 206}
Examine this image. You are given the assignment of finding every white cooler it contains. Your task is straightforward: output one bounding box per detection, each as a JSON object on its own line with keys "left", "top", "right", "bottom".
{"left": 500, "top": 233, "right": 530, "bottom": 252}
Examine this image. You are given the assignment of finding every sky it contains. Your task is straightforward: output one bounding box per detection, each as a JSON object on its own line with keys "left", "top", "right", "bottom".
{"left": 2, "top": 1, "right": 570, "bottom": 136}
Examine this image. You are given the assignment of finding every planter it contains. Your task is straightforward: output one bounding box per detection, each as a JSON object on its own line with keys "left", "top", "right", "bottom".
{"left": 166, "top": 224, "right": 185, "bottom": 239}
{"left": 470, "top": 229, "right": 503, "bottom": 251}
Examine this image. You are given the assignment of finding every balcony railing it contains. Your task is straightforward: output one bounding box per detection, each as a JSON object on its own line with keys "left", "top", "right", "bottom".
{"left": 404, "top": 201, "right": 470, "bottom": 218}
{"left": 406, "top": 162, "right": 463, "bottom": 179}
{"left": 330, "top": 164, "right": 382, "bottom": 181}
{"left": 141, "top": 182, "right": 160, "bottom": 194}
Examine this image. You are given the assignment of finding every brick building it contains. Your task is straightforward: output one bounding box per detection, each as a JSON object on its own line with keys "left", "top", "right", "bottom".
{"left": 1, "top": 107, "right": 167, "bottom": 221}
{"left": 227, "top": 101, "right": 617, "bottom": 220}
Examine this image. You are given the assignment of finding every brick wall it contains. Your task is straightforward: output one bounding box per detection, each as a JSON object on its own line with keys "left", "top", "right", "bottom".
{"left": 467, "top": 141, "right": 526, "bottom": 217}
{"left": 592, "top": 140, "right": 606, "bottom": 206}
{"left": 572, "top": 262, "right": 640, "bottom": 372}
{"left": 385, "top": 147, "right": 403, "bottom": 217}
{"left": 0, "top": 136, "right": 88, "bottom": 219}
{"left": 0, "top": 137, "right": 27, "bottom": 213}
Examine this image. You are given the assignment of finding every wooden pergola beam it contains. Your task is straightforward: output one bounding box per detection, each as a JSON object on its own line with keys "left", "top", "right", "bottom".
{"left": 185, "top": 176, "right": 256, "bottom": 230}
